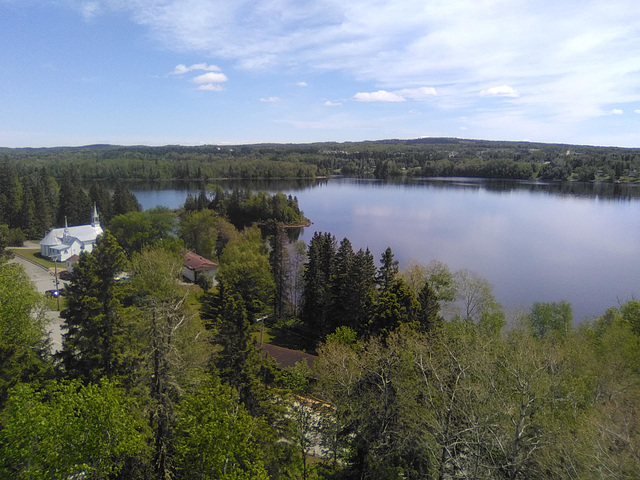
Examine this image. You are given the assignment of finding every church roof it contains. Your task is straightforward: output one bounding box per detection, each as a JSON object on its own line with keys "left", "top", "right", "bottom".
{"left": 40, "top": 224, "right": 104, "bottom": 247}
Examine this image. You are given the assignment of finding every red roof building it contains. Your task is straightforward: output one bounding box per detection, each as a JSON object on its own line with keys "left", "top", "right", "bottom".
{"left": 182, "top": 251, "right": 219, "bottom": 284}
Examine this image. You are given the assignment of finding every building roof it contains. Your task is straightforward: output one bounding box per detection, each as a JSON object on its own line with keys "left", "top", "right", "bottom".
{"left": 183, "top": 251, "right": 218, "bottom": 272}
{"left": 260, "top": 343, "right": 317, "bottom": 370}
{"left": 40, "top": 225, "right": 103, "bottom": 246}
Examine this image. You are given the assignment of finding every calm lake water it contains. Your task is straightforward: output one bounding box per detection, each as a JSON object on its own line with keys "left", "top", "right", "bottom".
{"left": 132, "top": 178, "right": 640, "bottom": 321}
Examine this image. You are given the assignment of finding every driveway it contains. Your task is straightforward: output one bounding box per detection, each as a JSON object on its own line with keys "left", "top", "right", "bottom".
{"left": 9, "top": 255, "right": 65, "bottom": 353}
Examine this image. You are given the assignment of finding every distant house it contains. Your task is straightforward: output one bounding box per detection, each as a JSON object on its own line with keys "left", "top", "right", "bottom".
{"left": 182, "top": 251, "right": 218, "bottom": 285}
{"left": 40, "top": 206, "right": 103, "bottom": 262}
{"left": 65, "top": 254, "right": 80, "bottom": 273}
{"left": 260, "top": 343, "right": 317, "bottom": 370}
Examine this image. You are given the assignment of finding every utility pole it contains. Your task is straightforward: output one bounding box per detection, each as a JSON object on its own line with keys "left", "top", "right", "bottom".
{"left": 53, "top": 255, "right": 60, "bottom": 311}
{"left": 256, "top": 315, "right": 269, "bottom": 346}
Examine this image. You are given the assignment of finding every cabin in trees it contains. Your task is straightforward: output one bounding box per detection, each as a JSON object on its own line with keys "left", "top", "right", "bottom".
{"left": 39, "top": 206, "right": 103, "bottom": 262}
{"left": 182, "top": 251, "right": 218, "bottom": 285}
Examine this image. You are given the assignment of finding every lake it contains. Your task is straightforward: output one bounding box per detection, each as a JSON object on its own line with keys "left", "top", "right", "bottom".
{"left": 132, "top": 177, "right": 640, "bottom": 322}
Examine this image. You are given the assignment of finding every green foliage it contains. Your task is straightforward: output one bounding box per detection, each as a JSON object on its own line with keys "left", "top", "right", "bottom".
{"left": 180, "top": 208, "right": 239, "bottom": 259}
{"left": 0, "top": 262, "right": 51, "bottom": 406}
{"left": 110, "top": 208, "right": 177, "bottom": 256}
{"left": 129, "top": 247, "right": 199, "bottom": 479}
{"left": 174, "top": 377, "right": 270, "bottom": 480}
{"left": 58, "top": 230, "right": 132, "bottom": 383}
{"left": 112, "top": 181, "right": 142, "bottom": 216}
{"left": 200, "top": 280, "right": 267, "bottom": 416}
{"left": 217, "top": 227, "right": 275, "bottom": 319}
{"left": 529, "top": 301, "right": 573, "bottom": 338}
{"left": 0, "top": 379, "right": 149, "bottom": 479}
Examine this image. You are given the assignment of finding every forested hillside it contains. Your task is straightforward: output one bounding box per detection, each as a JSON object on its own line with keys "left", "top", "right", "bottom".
{"left": 2, "top": 137, "right": 640, "bottom": 181}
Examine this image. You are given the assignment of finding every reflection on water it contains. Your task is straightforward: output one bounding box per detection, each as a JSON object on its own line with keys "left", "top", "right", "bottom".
{"left": 130, "top": 177, "right": 640, "bottom": 322}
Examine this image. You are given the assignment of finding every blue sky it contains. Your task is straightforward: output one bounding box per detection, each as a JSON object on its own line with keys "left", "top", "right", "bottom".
{"left": 2, "top": 0, "right": 640, "bottom": 147}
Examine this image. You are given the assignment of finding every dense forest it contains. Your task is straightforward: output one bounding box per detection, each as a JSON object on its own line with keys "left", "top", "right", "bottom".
{"left": 2, "top": 137, "right": 640, "bottom": 182}
{"left": 1, "top": 182, "right": 640, "bottom": 478}
{"left": 1, "top": 143, "right": 639, "bottom": 478}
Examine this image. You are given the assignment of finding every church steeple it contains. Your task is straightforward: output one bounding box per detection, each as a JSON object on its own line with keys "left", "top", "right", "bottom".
{"left": 63, "top": 217, "right": 70, "bottom": 242}
{"left": 91, "top": 204, "right": 100, "bottom": 228}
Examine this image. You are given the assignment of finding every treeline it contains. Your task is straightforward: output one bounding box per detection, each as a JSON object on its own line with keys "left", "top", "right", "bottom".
{"left": 1, "top": 144, "right": 319, "bottom": 181}
{"left": 0, "top": 159, "right": 142, "bottom": 244}
{"left": 184, "top": 185, "right": 308, "bottom": 232}
{"left": 3, "top": 138, "right": 640, "bottom": 182}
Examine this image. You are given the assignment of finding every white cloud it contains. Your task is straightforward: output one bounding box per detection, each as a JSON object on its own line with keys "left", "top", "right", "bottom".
{"left": 324, "top": 100, "right": 342, "bottom": 106}
{"left": 62, "top": 0, "right": 640, "bottom": 143}
{"left": 169, "top": 63, "right": 221, "bottom": 75}
{"left": 192, "top": 72, "right": 228, "bottom": 84}
{"left": 634, "top": 109, "right": 640, "bottom": 114}
{"left": 80, "top": 1, "right": 100, "bottom": 20}
{"left": 611, "top": 109, "right": 623, "bottom": 115}
{"left": 479, "top": 85, "right": 519, "bottom": 98}
{"left": 260, "top": 96, "right": 281, "bottom": 103}
{"left": 297, "top": 81, "right": 308, "bottom": 87}
{"left": 197, "top": 83, "right": 224, "bottom": 91}
{"left": 354, "top": 90, "right": 405, "bottom": 102}
{"left": 398, "top": 87, "right": 437, "bottom": 99}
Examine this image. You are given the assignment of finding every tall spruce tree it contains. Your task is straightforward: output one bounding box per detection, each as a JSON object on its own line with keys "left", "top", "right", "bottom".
{"left": 57, "top": 177, "right": 90, "bottom": 226}
{"left": 269, "top": 222, "right": 290, "bottom": 319}
{"left": 200, "top": 280, "right": 266, "bottom": 416}
{"left": 417, "top": 280, "right": 443, "bottom": 333}
{"left": 377, "top": 247, "right": 399, "bottom": 291}
{"left": 112, "top": 181, "right": 142, "bottom": 217}
{"left": 58, "top": 231, "right": 131, "bottom": 383}
{"left": 300, "top": 232, "right": 336, "bottom": 342}
{"left": 89, "top": 181, "right": 114, "bottom": 225}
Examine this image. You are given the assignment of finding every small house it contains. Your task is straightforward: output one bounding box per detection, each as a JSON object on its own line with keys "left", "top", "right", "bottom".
{"left": 182, "top": 251, "right": 218, "bottom": 285}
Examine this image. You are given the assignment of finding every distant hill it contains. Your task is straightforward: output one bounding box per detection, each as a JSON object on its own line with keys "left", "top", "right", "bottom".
{"left": 2, "top": 138, "right": 639, "bottom": 182}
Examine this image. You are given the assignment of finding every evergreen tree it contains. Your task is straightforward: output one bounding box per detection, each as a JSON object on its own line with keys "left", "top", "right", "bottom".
{"left": 300, "top": 232, "right": 336, "bottom": 342}
{"left": 0, "top": 160, "right": 22, "bottom": 229}
{"left": 112, "top": 181, "right": 142, "bottom": 216}
{"left": 57, "top": 177, "right": 90, "bottom": 226}
{"left": 32, "top": 174, "right": 53, "bottom": 237}
{"left": 17, "top": 176, "right": 38, "bottom": 239}
{"left": 369, "top": 278, "right": 419, "bottom": 337}
{"left": 58, "top": 230, "right": 131, "bottom": 383}
{"left": 200, "top": 280, "right": 266, "bottom": 416}
{"left": 329, "top": 237, "right": 356, "bottom": 332}
{"left": 269, "top": 222, "right": 290, "bottom": 319}
{"left": 89, "top": 181, "right": 113, "bottom": 225}
{"left": 377, "top": 246, "right": 399, "bottom": 291}
{"left": 417, "top": 280, "right": 443, "bottom": 333}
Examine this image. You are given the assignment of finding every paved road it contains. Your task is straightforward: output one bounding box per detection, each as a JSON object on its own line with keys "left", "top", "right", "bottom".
{"left": 9, "top": 255, "right": 65, "bottom": 352}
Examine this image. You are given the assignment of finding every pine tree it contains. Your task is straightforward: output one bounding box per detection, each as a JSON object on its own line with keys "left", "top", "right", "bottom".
{"left": 58, "top": 230, "right": 130, "bottom": 383}
{"left": 89, "top": 181, "right": 114, "bottom": 225}
{"left": 417, "top": 280, "right": 443, "bottom": 333}
{"left": 200, "top": 280, "right": 266, "bottom": 416}
{"left": 269, "top": 222, "right": 290, "bottom": 319}
{"left": 377, "top": 247, "right": 399, "bottom": 291}
{"left": 300, "top": 232, "right": 336, "bottom": 342}
{"left": 57, "top": 177, "right": 90, "bottom": 226}
{"left": 112, "top": 181, "right": 141, "bottom": 217}
{"left": 329, "top": 238, "right": 356, "bottom": 332}
{"left": 17, "top": 176, "right": 38, "bottom": 239}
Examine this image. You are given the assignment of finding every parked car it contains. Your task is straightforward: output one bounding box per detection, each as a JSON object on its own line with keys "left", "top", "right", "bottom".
{"left": 45, "top": 289, "right": 60, "bottom": 298}
{"left": 58, "top": 270, "right": 72, "bottom": 280}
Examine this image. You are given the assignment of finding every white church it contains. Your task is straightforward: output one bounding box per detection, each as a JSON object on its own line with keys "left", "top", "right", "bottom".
{"left": 40, "top": 205, "right": 104, "bottom": 262}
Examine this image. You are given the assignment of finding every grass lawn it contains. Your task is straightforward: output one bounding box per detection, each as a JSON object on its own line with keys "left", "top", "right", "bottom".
{"left": 8, "top": 248, "right": 61, "bottom": 269}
